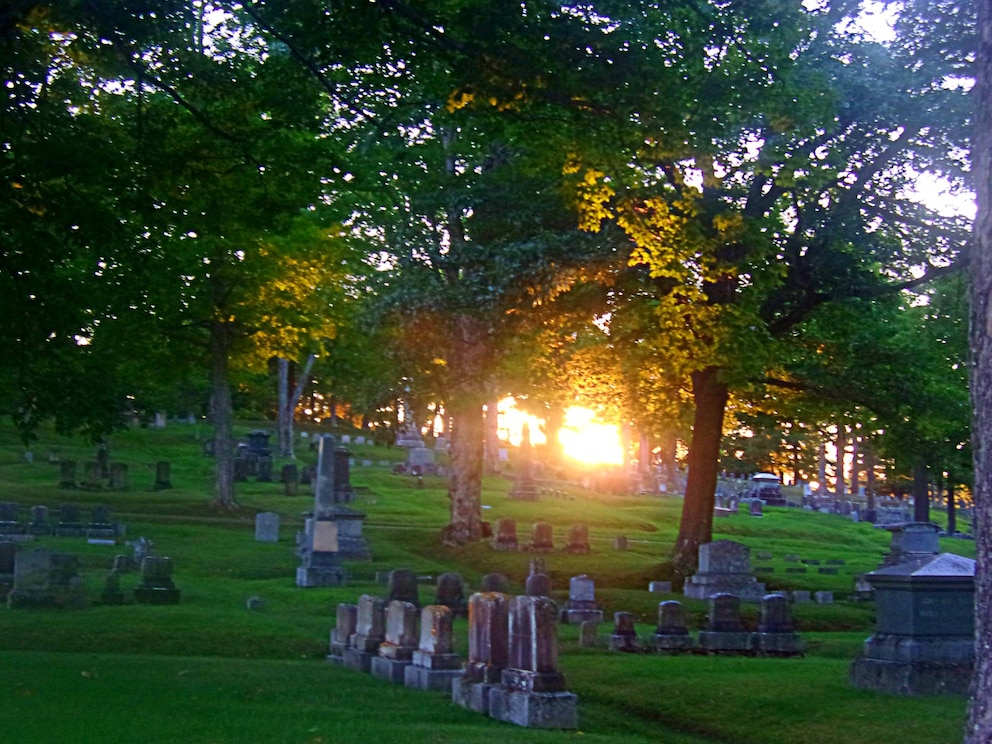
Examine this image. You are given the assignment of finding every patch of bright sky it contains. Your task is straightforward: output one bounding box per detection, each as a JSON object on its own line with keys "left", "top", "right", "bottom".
{"left": 496, "top": 397, "right": 624, "bottom": 465}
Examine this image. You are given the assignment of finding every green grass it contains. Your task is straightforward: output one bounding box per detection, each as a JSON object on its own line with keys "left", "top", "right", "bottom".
{"left": 0, "top": 421, "right": 972, "bottom": 743}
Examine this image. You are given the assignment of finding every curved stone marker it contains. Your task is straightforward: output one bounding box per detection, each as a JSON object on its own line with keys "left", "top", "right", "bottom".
{"left": 526, "top": 522, "right": 554, "bottom": 552}
{"left": 563, "top": 523, "right": 590, "bottom": 554}
{"left": 452, "top": 592, "right": 510, "bottom": 714}
{"left": 405, "top": 604, "right": 462, "bottom": 692}
{"left": 653, "top": 600, "right": 694, "bottom": 652}
{"left": 489, "top": 595, "right": 578, "bottom": 729}
{"left": 608, "top": 611, "right": 640, "bottom": 652}
{"left": 491, "top": 518, "right": 518, "bottom": 551}
{"left": 697, "top": 593, "right": 752, "bottom": 654}
{"left": 371, "top": 600, "right": 420, "bottom": 683}
{"left": 434, "top": 572, "right": 467, "bottom": 618}
{"left": 752, "top": 593, "right": 804, "bottom": 656}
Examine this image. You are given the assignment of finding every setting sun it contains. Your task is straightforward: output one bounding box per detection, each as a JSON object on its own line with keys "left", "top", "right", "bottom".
{"left": 496, "top": 398, "right": 623, "bottom": 466}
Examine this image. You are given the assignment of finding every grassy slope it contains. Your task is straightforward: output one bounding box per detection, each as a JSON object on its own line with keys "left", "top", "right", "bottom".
{"left": 0, "top": 422, "right": 971, "bottom": 743}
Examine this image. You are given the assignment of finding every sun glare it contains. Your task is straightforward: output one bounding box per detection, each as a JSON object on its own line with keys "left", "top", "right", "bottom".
{"left": 496, "top": 398, "right": 624, "bottom": 466}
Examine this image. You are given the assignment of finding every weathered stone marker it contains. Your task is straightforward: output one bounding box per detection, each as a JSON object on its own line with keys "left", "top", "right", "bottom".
{"left": 405, "top": 604, "right": 462, "bottom": 692}
{"left": 452, "top": 592, "right": 510, "bottom": 714}
{"left": 343, "top": 594, "right": 387, "bottom": 672}
{"left": 371, "top": 600, "right": 419, "bottom": 683}
{"left": 653, "top": 600, "right": 694, "bottom": 652}
{"left": 684, "top": 540, "right": 765, "bottom": 602}
{"left": 327, "top": 603, "right": 358, "bottom": 665}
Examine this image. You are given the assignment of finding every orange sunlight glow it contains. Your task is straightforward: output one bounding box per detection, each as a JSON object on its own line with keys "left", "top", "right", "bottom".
{"left": 496, "top": 397, "right": 624, "bottom": 466}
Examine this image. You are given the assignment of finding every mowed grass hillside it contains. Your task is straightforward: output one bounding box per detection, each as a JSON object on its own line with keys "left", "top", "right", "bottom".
{"left": 0, "top": 421, "right": 973, "bottom": 743}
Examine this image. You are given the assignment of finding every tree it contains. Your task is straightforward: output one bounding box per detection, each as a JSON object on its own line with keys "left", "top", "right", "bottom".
{"left": 967, "top": 0, "right": 992, "bottom": 736}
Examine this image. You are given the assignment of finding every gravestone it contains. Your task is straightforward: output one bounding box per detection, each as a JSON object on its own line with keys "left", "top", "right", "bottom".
{"left": 697, "top": 593, "right": 752, "bottom": 653}
{"left": 0, "top": 502, "right": 19, "bottom": 534}
{"left": 328, "top": 603, "right": 358, "bottom": 664}
{"left": 56, "top": 504, "right": 84, "bottom": 537}
{"left": 406, "top": 446, "right": 435, "bottom": 475}
{"left": 559, "top": 574, "right": 603, "bottom": 624}
{"left": 880, "top": 522, "right": 941, "bottom": 568}
{"left": 434, "top": 572, "right": 467, "bottom": 618}
{"left": 850, "top": 553, "right": 975, "bottom": 695}
{"left": 492, "top": 518, "right": 518, "bottom": 551}
{"left": 134, "top": 556, "right": 181, "bottom": 604}
{"left": 58, "top": 460, "right": 77, "bottom": 489}
{"left": 480, "top": 573, "right": 510, "bottom": 593}
{"left": 233, "top": 457, "right": 249, "bottom": 482}
{"left": 256, "top": 456, "right": 274, "bottom": 483}
{"left": 83, "top": 461, "right": 102, "bottom": 489}
{"left": 299, "top": 465, "right": 313, "bottom": 486}
{"left": 791, "top": 590, "right": 811, "bottom": 604}
{"left": 526, "top": 522, "right": 554, "bottom": 552}
{"left": 563, "top": 524, "right": 590, "bottom": 554}
{"left": 344, "top": 594, "right": 387, "bottom": 672}
{"left": 508, "top": 423, "right": 539, "bottom": 501}
{"left": 405, "top": 604, "right": 463, "bottom": 692}
{"left": 8, "top": 549, "right": 88, "bottom": 609}
{"left": 333, "top": 447, "right": 355, "bottom": 503}
{"left": 99, "top": 570, "right": 126, "bottom": 605}
{"left": 683, "top": 540, "right": 766, "bottom": 602}
{"left": 653, "top": 600, "right": 694, "bottom": 652}
{"left": 452, "top": 591, "right": 510, "bottom": 714}
{"left": 749, "top": 500, "right": 764, "bottom": 517}
{"left": 579, "top": 620, "right": 599, "bottom": 648}
{"left": 525, "top": 571, "right": 551, "bottom": 597}
{"left": 0, "top": 541, "right": 16, "bottom": 587}
{"left": 752, "top": 593, "right": 803, "bottom": 656}
{"left": 87, "top": 505, "right": 117, "bottom": 539}
{"left": 608, "top": 611, "right": 640, "bottom": 652}
{"left": 109, "top": 463, "right": 129, "bottom": 491}
{"left": 27, "top": 505, "right": 51, "bottom": 535}
{"left": 387, "top": 568, "right": 420, "bottom": 607}
{"left": 153, "top": 461, "right": 171, "bottom": 490}
{"left": 613, "top": 535, "right": 628, "bottom": 551}
{"left": 489, "top": 595, "right": 578, "bottom": 729}
{"left": 649, "top": 581, "right": 673, "bottom": 594}
{"left": 814, "top": 590, "right": 834, "bottom": 604}
{"left": 371, "top": 600, "right": 420, "bottom": 683}
{"left": 254, "top": 512, "right": 280, "bottom": 543}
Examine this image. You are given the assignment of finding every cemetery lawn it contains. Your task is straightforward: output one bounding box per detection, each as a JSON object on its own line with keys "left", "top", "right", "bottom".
{"left": 0, "top": 423, "right": 971, "bottom": 743}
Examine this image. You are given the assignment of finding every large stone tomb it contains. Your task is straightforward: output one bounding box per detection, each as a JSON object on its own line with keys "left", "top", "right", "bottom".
{"left": 850, "top": 552, "right": 974, "bottom": 695}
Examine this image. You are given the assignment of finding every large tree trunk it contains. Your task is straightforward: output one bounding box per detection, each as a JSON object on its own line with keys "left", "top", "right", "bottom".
{"left": 277, "top": 353, "right": 315, "bottom": 459}
{"left": 835, "top": 426, "right": 847, "bottom": 497}
{"left": 947, "top": 481, "right": 957, "bottom": 536}
{"left": 441, "top": 314, "right": 489, "bottom": 545}
{"left": 673, "top": 366, "right": 729, "bottom": 575}
{"left": 210, "top": 319, "right": 235, "bottom": 509}
{"left": 967, "top": 5, "right": 992, "bottom": 738}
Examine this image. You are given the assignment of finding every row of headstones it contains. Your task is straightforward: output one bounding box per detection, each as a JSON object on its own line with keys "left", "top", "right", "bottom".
{"left": 596, "top": 593, "right": 805, "bottom": 656}
{"left": 0, "top": 503, "right": 123, "bottom": 539}
{"left": 0, "top": 544, "right": 179, "bottom": 608}
{"left": 330, "top": 591, "right": 578, "bottom": 729}
{"left": 57, "top": 460, "right": 134, "bottom": 491}
{"left": 491, "top": 520, "right": 628, "bottom": 553}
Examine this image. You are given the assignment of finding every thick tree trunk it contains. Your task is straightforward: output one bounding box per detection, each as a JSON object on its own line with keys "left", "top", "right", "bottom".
{"left": 277, "top": 353, "right": 315, "bottom": 459}
{"left": 947, "top": 482, "right": 957, "bottom": 536}
{"left": 673, "top": 366, "right": 729, "bottom": 575}
{"left": 850, "top": 435, "right": 860, "bottom": 497}
{"left": 441, "top": 314, "right": 489, "bottom": 545}
{"left": 912, "top": 457, "right": 929, "bottom": 523}
{"left": 660, "top": 431, "right": 679, "bottom": 493}
{"left": 210, "top": 319, "right": 235, "bottom": 509}
{"left": 817, "top": 442, "right": 827, "bottom": 496}
{"left": 967, "top": 6, "right": 992, "bottom": 738}
{"left": 865, "top": 445, "right": 876, "bottom": 511}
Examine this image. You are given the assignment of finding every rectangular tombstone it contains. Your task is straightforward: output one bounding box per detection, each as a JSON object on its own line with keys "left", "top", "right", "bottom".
{"left": 254, "top": 512, "right": 280, "bottom": 543}
{"left": 344, "top": 595, "right": 387, "bottom": 672}
{"left": 452, "top": 592, "right": 510, "bottom": 713}
{"left": 489, "top": 595, "right": 577, "bottom": 729}
{"left": 372, "top": 600, "right": 419, "bottom": 682}
{"left": 405, "top": 605, "right": 462, "bottom": 692}
{"left": 328, "top": 603, "right": 358, "bottom": 664}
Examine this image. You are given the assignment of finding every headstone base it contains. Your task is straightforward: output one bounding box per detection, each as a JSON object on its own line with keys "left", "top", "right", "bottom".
{"left": 295, "top": 564, "right": 347, "bottom": 587}
{"left": 698, "top": 631, "right": 752, "bottom": 653}
{"left": 134, "top": 587, "right": 180, "bottom": 605}
{"left": 849, "top": 657, "right": 972, "bottom": 696}
{"left": 488, "top": 688, "right": 578, "bottom": 729}
{"left": 752, "top": 632, "right": 804, "bottom": 656}
{"left": 608, "top": 635, "right": 639, "bottom": 652}
{"left": 451, "top": 678, "right": 499, "bottom": 714}
{"left": 653, "top": 634, "right": 695, "bottom": 652}
{"left": 342, "top": 648, "right": 376, "bottom": 673}
{"left": 405, "top": 665, "right": 462, "bottom": 692}
{"left": 559, "top": 608, "right": 603, "bottom": 625}
{"left": 370, "top": 656, "right": 413, "bottom": 683}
